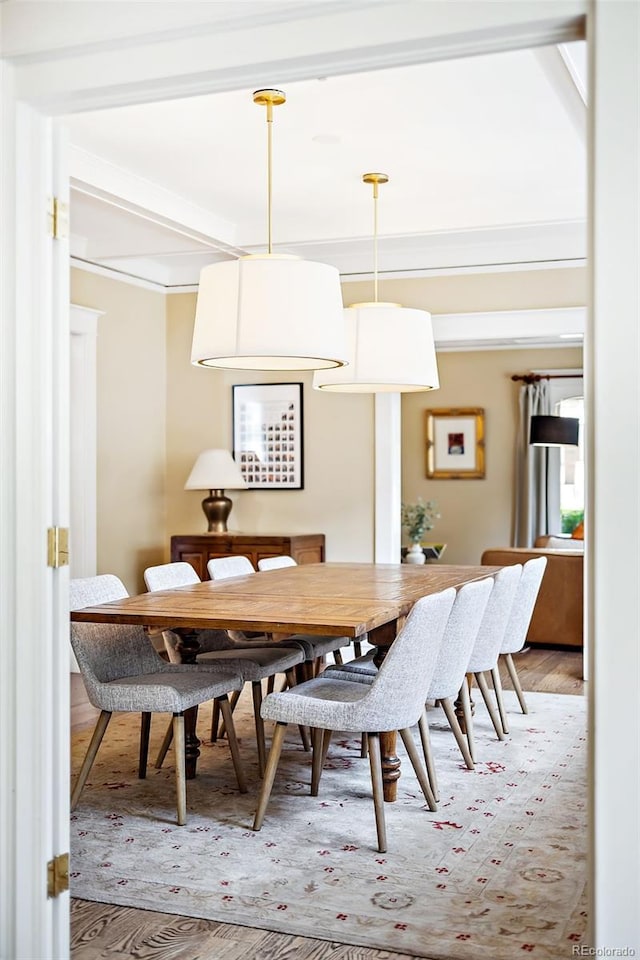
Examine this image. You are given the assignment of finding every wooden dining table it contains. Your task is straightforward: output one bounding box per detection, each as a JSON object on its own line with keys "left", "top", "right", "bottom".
{"left": 71, "top": 561, "right": 500, "bottom": 800}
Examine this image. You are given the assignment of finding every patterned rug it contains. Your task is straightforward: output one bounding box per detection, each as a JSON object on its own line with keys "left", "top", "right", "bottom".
{"left": 70, "top": 689, "right": 588, "bottom": 959}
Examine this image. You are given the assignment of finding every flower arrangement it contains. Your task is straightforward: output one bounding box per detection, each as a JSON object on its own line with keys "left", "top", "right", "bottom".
{"left": 401, "top": 497, "right": 440, "bottom": 544}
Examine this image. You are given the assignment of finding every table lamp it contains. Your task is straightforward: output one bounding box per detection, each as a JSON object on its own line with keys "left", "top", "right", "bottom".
{"left": 185, "top": 449, "right": 248, "bottom": 532}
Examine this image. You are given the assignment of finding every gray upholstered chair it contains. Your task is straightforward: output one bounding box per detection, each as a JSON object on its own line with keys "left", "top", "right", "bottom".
{"left": 499, "top": 557, "right": 548, "bottom": 718}
{"left": 143, "top": 561, "right": 305, "bottom": 777}
{"left": 234, "top": 554, "right": 351, "bottom": 671}
{"left": 252, "top": 587, "right": 457, "bottom": 853}
{"left": 323, "top": 578, "right": 495, "bottom": 794}
{"left": 70, "top": 574, "right": 247, "bottom": 825}
{"left": 463, "top": 563, "right": 523, "bottom": 751}
{"left": 258, "top": 553, "right": 364, "bottom": 657}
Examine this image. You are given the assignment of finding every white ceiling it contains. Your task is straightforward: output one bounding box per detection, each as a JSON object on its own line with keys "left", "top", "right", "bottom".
{"left": 65, "top": 40, "right": 587, "bottom": 298}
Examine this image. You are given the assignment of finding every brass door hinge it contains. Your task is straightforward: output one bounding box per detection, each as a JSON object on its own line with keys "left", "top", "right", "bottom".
{"left": 47, "top": 853, "right": 69, "bottom": 898}
{"left": 48, "top": 197, "right": 69, "bottom": 239}
{"left": 47, "top": 527, "right": 69, "bottom": 568}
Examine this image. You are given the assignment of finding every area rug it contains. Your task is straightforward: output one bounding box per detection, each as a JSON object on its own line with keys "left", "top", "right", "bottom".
{"left": 70, "top": 690, "right": 588, "bottom": 959}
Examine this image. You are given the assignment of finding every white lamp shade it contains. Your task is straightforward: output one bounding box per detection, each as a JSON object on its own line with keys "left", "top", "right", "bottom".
{"left": 313, "top": 302, "right": 440, "bottom": 392}
{"left": 191, "top": 254, "right": 348, "bottom": 371}
{"left": 184, "top": 449, "right": 248, "bottom": 490}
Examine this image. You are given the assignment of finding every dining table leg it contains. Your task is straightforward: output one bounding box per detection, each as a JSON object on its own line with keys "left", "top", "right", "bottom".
{"left": 370, "top": 618, "right": 405, "bottom": 802}
{"left": 182, "top": 706, "right": 200, "bottom": 779}
{"left": 174, "top": 629, "right": 202, "bottom": 780}
{"left": 455, "top": 673, "right": 475, "bottom": 734}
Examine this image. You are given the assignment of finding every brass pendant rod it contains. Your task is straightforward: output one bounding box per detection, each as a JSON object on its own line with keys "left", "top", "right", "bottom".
{"left": 373, "top": 180, "right": 379, "bottom": 303}
{"left": 267, "top": 104, "right": 273, "bottom": 254}
{"left": 254, "top": 89, "right": 286, "bottom": 256}
{"left": 363, "top": 173, "right": 388, "bottom": 305}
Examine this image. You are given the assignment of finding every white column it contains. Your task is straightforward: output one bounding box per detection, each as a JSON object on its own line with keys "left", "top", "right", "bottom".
{"left": 374, "top": 393, "right": 401, "bottom": 563}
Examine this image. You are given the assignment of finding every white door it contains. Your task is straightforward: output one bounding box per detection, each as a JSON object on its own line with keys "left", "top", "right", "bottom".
{"left": 0, "top": 100, "right": 71, "bottom": 957}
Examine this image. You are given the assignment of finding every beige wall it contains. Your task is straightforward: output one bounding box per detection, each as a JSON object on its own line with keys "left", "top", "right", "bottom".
{"left": 71, "top": 269, "right": 167, "bottom": 594}
{"left": 166, "top": 294, "right": 375, "bottom": 561}
{"left": 342, "top": 266, "right": 586, "bottom": 313}
{"left": 401, "top": 346, "right": 583, "bottom": 565}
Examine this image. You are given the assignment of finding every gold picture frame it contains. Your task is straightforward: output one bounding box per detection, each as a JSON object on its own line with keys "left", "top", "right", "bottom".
{"left": 425, "top": 407, "right": 485, "bottom": 479}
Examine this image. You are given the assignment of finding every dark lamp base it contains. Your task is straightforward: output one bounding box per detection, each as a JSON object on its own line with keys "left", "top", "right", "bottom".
{"left": 202, "top": 489, "right": 232, "bottom": 533}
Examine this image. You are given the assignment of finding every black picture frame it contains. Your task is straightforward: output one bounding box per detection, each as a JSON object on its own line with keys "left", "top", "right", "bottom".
{"left": 232, "top": 382, "right": 304, "bottom": 490}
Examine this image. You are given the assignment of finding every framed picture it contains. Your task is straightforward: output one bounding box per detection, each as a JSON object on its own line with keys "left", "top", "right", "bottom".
{"left": 232, "top": 382, "right": 304, "bottom": 489}
{"left": 425, "top": 407, "right": 485, "bottom": 479}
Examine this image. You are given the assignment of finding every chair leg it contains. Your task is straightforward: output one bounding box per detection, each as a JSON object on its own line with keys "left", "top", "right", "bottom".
{"left": 252, "top": 681, "right": 267, "bottom": 778}
{"left": 210, "top": 699, "right": 221, "bottom": 742}
{"left": 353, "top": 640, "right": 363, "bottom": 658}
{"left": 311, "top": 727, "right": 324, "bottom": 796}
{"left": 503, "top": 653, "right": 529, "bottom": 714}
{"left": 418, "top": 710, "right": 439, "bottom": 802}
{"left": 333, "top": 649, "right": 343, "bottom": 666}
{"left": 253, "top": 722, "right": 288, "bottom": 830}
{"left": 475, "top": 671, "right": 506, "bottom": 741}
{"left": 172, "top": 713, "right": 187, "bottom": 826}
{"left": 218, "top": 695, "right": 247, "bottom": 794}
{"left": 71, "top": 710, "right": 112, "bottom": 810}
{"left": 399, "top": 727, "right": 437, "bottom": 811}
{"left": 139, "top": 712, "right": 151, "bottom": 779}
{"left": 366, "top": 733, "right": 387, "bottom": 854}
{"left": 459, "top": 683, "right": 476, "bottom": 763}
{"left": 155, "top": 719, "right": 174, "bottom": 769}
{"left": 266, "top": 675, "right": 275, "bottom": 694}
{"left": 360, "top": 732, "right": 368, "bottom": 758}
{"left": 440, "top": 697, "right": 474, "bottom": 769}
{"left": 321, "top": 728, "right": 333, "bottom": 768}
{"left": 491, "top": 665, "right": 509, "bottom": 735}
{"left": 217, "top": 687, "right": 242, "bottom": 739}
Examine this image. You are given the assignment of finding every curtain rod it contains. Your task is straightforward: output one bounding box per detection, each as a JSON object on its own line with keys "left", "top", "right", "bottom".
{"left": 511, "top": 373, "right": 583, "bottom": 384}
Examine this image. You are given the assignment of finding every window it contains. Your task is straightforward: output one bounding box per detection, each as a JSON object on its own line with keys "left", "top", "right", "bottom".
{"left": 555, "top": 394, "right": 584, "bottom": 533}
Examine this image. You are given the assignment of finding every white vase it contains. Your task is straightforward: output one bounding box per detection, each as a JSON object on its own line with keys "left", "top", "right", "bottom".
{"left": 405, "top": 542, "right": 426, "bottom": 564}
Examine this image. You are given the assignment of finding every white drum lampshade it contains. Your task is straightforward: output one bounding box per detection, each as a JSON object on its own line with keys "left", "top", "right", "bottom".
{"left": 191, "top": 89, "right": 348, "bottom": 372}
{"left": 191, "top": 254, "right": 347, "bottom": 371}
{"left": 313, "top": 301, "right": 440, "bottom": 392}
{"left": 313, "top": 173, "right": 439, "bottom": 393}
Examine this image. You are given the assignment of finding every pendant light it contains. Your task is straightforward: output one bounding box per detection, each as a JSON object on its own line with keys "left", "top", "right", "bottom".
{"left": 313, "top": 173, "right": 439, "bottom": 392}
{"left": 530, "top": 415, "right": 580, "bottom": 446}
{"left": 191, "top": 89, "right": 347, "bottom": 371}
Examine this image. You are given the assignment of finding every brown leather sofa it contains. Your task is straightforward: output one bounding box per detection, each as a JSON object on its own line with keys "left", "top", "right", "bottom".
{"left": 481, "top": 539, "right": 583, "bottom": 648}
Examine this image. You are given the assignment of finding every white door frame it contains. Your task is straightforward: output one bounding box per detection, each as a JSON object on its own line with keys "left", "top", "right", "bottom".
{"left": 2, "top": 2, "right": 638, "bottom": 954}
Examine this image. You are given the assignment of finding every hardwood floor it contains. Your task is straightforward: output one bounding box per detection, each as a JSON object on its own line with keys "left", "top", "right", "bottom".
{"left": 70, "top": 647, "right": 584, "bottom": 960}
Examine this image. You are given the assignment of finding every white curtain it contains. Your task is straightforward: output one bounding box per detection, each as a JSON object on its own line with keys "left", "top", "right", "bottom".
{"left": 513, "top": 380, "right": 559, "bottom": 546}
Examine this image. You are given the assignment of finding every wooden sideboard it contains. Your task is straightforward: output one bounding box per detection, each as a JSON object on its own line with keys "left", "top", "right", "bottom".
{"left": 170, "top": 533, "right": 325, "bottom": 580}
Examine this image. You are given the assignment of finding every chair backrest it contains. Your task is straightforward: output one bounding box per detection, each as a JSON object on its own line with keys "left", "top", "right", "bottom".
{"left": 144, "top": 561, "right": 200, "bottom": 591}
{"left": 467, "top": 564, "right": 523, "bottom": 672}
{"left": 143, "top": 561, "right": 232, "bottom": 659}
{"left": 257, "top": 555, "right": 297, "bottom": 572}
{"left": 500, "top": 557, "right": 547, "bottom": 654}
{"left": 70, "top": 575, "right": 163, "bottom": 704}
{"left": 427, "top": 577, "right": 495, "bottom": 701}
{"left": 352, "top": 588, "right": 456, "bottom": 731}
{"left": 207, "top": 555, "right": 255, "bottom": 580}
